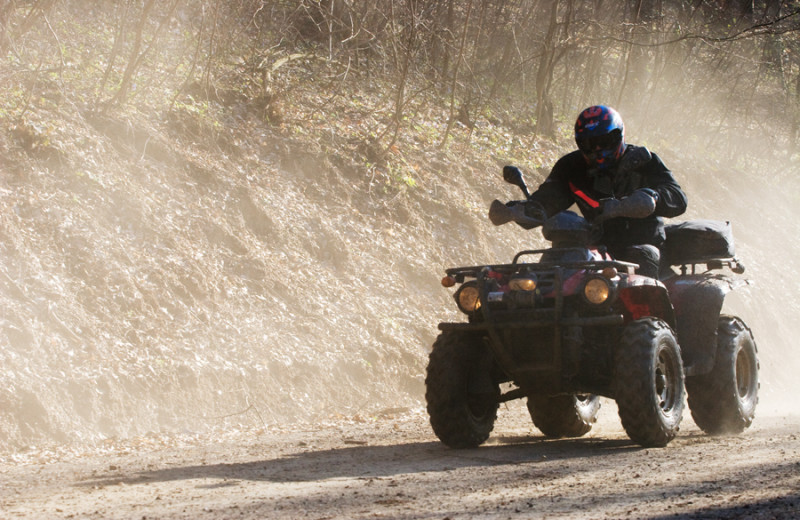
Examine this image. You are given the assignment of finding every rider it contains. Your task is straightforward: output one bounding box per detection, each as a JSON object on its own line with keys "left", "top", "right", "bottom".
{"left": 509, "top": 105, "right": 687, "bottom": 277}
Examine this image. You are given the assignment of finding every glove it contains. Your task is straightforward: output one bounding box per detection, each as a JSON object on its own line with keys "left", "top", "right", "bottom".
{"left": 522, "top": 200, "right": 547, "bottom": 222}
{"left": 488, "top": 200, "right": 545, "bottom": 228}
{"left": 595, "top": 189, "right": 658, "bottom": 222}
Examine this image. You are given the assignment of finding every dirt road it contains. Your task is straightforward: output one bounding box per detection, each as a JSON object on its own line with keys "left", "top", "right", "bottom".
{"left": 1, "top": 402, "right": 798, "bottom": 519}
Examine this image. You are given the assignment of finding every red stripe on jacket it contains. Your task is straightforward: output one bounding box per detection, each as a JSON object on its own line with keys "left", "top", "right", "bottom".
{"left": 569, "top": 181, "right": 600, "bottom": 209}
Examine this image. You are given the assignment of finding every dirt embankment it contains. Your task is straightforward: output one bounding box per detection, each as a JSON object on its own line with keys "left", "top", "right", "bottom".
{"left": 3, "top": 118, "right": 799, "bottom": 455}
{"left": 0, "top": 99, "right": 563, "bottom": 454}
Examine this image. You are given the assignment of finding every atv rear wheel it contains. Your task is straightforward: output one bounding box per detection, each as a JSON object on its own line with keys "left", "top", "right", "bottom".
{"left": 615, "top": 317, "right": 685, "bottom": 447}
{"left": 686, "top": 316, "right": 759, "bottom": 435}
{"left": 527, "top": 394, "right": 600, "bottom": 438}
{"left": 425, "top": 331, "right": 499, "bottom": 448}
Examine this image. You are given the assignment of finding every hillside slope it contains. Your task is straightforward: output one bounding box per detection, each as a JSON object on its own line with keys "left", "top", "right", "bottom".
{"left": 1, "top": 80, "right": 798, "bottom": 454}
{"left": 0, "top": 90, "right": 560, "bottom": 452}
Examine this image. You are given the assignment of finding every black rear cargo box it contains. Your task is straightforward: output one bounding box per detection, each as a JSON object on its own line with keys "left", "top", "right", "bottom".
{"left": 662, "top": 219, "right": 735, "bottom": 265}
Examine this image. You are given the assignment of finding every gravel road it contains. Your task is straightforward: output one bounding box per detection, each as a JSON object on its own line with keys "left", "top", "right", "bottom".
{"left": 1, "top": 401, "right": 798, "bottom": 519}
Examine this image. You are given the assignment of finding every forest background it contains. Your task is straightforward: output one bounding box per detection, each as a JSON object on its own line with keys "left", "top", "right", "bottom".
{"left": 1, "top": 0, "right": 799, "bottom": 454}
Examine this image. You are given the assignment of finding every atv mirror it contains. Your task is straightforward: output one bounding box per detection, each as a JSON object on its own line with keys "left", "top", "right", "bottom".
{"left": 502, "top": 165, "right": 531, "bottom": 199}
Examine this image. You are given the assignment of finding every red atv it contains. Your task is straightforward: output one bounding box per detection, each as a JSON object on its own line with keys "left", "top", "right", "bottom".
{"left": 426, "top": 168, "right": 759, "bottom": 448}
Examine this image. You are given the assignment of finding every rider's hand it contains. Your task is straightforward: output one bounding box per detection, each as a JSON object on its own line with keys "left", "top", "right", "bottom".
{"left": 597, "top": 198, "right": 622, "bottom": 222}
{"left": 523, "top": 200, "right": 548, "bottom": 222}
{"left": 489, "top": 200, "right": 544, "bottom": 228}
{"left": 502, "top": 200, "right": 546, "bottom": 222}
{"left": 596, "top": 189, "right": 657, "bottom": 222}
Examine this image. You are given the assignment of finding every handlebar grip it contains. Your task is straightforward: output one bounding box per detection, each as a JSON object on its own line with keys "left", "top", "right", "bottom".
{"left": 489, "top": 199, "right": 514, "bottom": 226}
{"left": 488, "top": 200, "right": 543, "bottom": 228}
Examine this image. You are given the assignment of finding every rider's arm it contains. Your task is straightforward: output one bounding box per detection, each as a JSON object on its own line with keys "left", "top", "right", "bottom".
{"left": 641, "top": 152, "right": 688, "bottom": 218}
{"left": 527, "top": 156, "right": 577, "bottom": 218}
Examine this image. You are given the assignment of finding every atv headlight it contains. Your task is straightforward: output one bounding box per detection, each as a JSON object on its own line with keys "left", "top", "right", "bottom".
{"left": 455, "top": 282, "right": 481, "bottom": 314}
{"left": 583, "top": 277, "right": 611, "bottom": 305}
{"left": 509, "top": 274, "right": 538, "bottom": 291}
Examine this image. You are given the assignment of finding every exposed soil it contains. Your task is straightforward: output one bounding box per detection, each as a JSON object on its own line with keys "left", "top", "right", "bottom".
{"left": 2, "top": 402, "right": 798, "bottom": 519}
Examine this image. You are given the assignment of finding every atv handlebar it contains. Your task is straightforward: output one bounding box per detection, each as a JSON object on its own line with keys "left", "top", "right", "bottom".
{"left": 488, "top": 199, "right": 544, "bottom": 228}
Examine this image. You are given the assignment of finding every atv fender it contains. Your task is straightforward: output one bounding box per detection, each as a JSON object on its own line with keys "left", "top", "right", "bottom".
{"left": 663, "top": 274, "right": 744, "bottom": 376}
{"left": 617, "top": 275, "right": 676, "bottom": 327}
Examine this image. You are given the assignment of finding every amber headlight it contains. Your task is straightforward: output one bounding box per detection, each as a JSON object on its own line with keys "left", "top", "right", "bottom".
{"left": 509, "top": 274, "right": 537, "bottom": 292}
{"left": 455, "top": 282, "right": 481, "bottom": 314}
{"left": 584, "top": 277, "right": 611, "bottom": 305}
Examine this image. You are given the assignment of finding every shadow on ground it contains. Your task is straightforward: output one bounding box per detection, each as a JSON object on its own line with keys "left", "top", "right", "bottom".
{"left": 78, "top": 434, "right": 638, "bottom": 487}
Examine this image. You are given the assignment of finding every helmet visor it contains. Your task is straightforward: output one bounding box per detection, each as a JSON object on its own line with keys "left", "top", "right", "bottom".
{"left": 577, "top": 129, "right": 623, "bottom": 154}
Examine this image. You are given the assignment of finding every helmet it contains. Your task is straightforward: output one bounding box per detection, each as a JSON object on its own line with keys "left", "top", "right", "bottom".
{"left": 574, "top": 105, "right": 625, "bottom": 170}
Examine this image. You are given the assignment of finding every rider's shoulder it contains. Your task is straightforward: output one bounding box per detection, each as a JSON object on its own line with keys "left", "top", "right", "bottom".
{"left": 619, "top": 144, "right": 654, "bottom": 172}
{"left": 623, "top": 143, "right": 652, "bottom": 159}
{"left": 554, "top": 150, "right": 587, "bottom": 169}
{"left": 547, "top": 151, "right": 588, "bottom": 182}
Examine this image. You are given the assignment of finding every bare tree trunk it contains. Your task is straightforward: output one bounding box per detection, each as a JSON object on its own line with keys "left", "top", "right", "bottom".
{"left": 440, "top": 0, "right": 473, "bottom": 148}
{"left": 725, "top": 0, "right": 754, "bottom": 27}
{"left": 170, "top": 2, "right": 207, "bottom": 110}
{"left": 575, "top": 0, "right": 605, "bottom": 106}
{"left": 109, "top": 0, "right": 156, "bottom": 106}
{"left": 534, "top": 0, "right": 559, "bottom": 136}
{"left": 793, "top": 73, "right": 800, "bottom": 154}
{"left": 0, "top": 0, "right": 17, "bottom": 53}
{"left": 384, "top": 0, "right": 419, "bottom": 154}
{"left": 1, "top": 0, "right": 56, "bottom": 54}
{"left": 108, "top": 0, "right": 179, "bottom": 107}
{"left": 438, "top": 0, "right": 456, "bottom": 93}
{"left": 615, "top": 0, "right": 646, "bottom": 110}
{"left": 201, "top": 0, "right": 220, "bottom": 98}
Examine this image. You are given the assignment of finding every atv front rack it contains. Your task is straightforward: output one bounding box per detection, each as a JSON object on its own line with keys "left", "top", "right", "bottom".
{"left": 444, "top": 247, "right": 639, "bottom": 283}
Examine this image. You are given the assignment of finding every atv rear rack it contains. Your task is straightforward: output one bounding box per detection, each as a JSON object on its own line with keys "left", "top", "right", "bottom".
{"left": 671, "top": 257, "right": 745, "bottom": 275}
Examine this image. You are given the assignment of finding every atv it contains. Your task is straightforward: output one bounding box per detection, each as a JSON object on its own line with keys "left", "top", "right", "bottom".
{"left": 425, "top": 167, "right": 759, "bottom": 448}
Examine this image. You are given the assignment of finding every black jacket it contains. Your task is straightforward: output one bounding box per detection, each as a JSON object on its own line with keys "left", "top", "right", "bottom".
{"left": 528, "top": 145, "right": 687, "bottom": 251}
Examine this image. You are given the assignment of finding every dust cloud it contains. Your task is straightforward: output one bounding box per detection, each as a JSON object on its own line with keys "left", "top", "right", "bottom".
{"left": 1, "top": 101, "right": 798, "bottom": 456}
{"left": 665, "top": 158, "right": 800, "bottom": 418}
{"left": 629, "top": 94, "right": 800, "bottom": 418}
{"left": 0, "top": 128, "right": 530, "bottom": 454}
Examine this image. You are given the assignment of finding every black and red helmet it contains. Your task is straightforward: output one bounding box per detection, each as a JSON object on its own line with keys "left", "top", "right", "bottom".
{"left": 574, "top": 105, "right": 625, "bottom": 170}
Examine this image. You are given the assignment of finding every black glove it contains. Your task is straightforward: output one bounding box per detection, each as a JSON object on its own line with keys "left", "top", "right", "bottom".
{"left": 595, "top": 189, "right": 658, "bottom": 223}
{"left": 522, "top": 200, "right": 547, "bottom": 222}
{"left": 488, "top": 200, "right": 545, "bottom": 228}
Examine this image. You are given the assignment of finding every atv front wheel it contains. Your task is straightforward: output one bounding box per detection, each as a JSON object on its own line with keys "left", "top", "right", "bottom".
{"left": 527, "top": 394, "right": 600, "bottom": 438}
{"left": 615, "top": 317, "right": 685, "bottom": 447}
{"left": 686, "top": 316, "right": 759, "bottom": 435}
{"left": 425, "top": 331, "right": 499, "bottom": 448}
